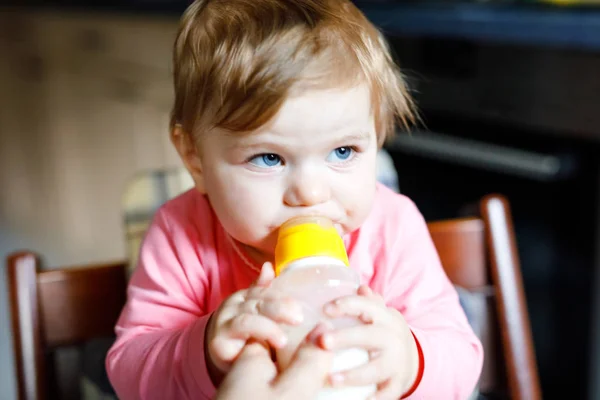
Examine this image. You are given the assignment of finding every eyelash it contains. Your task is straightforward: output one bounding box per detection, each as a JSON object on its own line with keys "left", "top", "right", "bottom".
{"left": 246, "top": 146, "right": 361, "bottom": 167}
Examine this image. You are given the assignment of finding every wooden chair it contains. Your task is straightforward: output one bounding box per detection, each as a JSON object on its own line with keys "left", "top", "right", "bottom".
{"left": 428, "top": 194, "right": 541, "bottom": 400}
{"left": 7, "top": 193, "right": 540, "bottom": 400}
{"left": 6, "top": 253, "right": 128, "bottom": 400}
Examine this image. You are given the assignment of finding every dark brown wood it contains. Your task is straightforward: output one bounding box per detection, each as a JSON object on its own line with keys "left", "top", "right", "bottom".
{"left": 481, "top": 194, "right": 542, "bottom": 400}
{"left": 428, "top": 217, "right": 487, "bottom": 290}
{"left": 429, "top": 217, "right": 499, "bottom": 394}
{"left": 427, "top": 194, "right": 542, "bottom": 400}
{"left": 7, "top": 252, "right": 46, "bottom": 400}
{"left": 38, "top": 263, "right": 128, "bottom": 347}
{"left": 7, "top": 251, "right": 128, "bottom": 400}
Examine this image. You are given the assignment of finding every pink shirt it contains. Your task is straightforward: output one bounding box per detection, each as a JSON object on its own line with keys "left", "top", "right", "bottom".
{"left": 106, "top": 184, "right": 483, "bottom": 399}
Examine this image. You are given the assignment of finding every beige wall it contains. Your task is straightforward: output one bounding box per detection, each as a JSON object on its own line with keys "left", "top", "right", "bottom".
{"left": 0, "top": 10, "right": 181, "bottom": 266}
{"left": 0, "top": 11, "right": 182, "bottom": 399}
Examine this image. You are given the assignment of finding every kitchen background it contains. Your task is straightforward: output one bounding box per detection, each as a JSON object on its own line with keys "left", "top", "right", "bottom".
{"left": 1, "top": 1, "right": 600, "bottom": 399}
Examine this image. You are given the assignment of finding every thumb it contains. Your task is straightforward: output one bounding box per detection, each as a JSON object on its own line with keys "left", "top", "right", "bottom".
{"left": 235, "top": 342, "right": 277, "bottom": 377}
{"left": 255, "top": 262, "right": 276, "bottom": 287}
{"left": 274, "top": 326, "right": 333, "bottom": 397}
{"left": 357, "top": 285, "right": 373, "bottom": 296}
{"left": 215, "top": 343, "right": 277, "bottom": 400}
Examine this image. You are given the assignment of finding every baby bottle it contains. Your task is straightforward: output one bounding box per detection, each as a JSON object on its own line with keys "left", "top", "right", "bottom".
{"left": 271, "top": 216, "right": 376, "bottom": 400}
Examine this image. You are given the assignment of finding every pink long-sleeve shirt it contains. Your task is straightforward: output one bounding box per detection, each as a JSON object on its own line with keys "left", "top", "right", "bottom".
{"left": 106, "top": 183, "right": 483, "bottom": 399}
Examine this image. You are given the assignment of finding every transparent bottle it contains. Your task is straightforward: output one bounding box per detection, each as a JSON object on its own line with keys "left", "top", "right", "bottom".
{"left": 272, "top": 216, "right": 376, "bottom": 400}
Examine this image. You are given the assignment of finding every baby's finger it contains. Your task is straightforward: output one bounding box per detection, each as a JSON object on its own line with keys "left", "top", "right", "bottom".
{"left": 324, "top": 296, "right": 390, "bottom": 325}
{"left": 374, "top": 378, "right": 406, "bottom": 400}
{"left": 239, "top": 298, "right": 303, "bottom": 324}
{"left": 320, "top": 325, "right": 390, "bottom": 351}
{"left": 254, "top": 262, "right": 275, "bottom": 287}
{"left": 239, "top": 297, "right": 258, "bottom": 313}
{"left": 239, "top": 291, "right": 304, "bottom": 324}
{"left": 329, "top": 357, "right": 386, "bottom": 388}
{"left": 357, "top": 285, "right": 374, "bottom": 297}
{"left": 275, "top": 334, "right": 333, "bottom": 397}
{"left": 228, "top": 313, "right": 288, "bottom": 348}
{"left": 211, "top": 314, "right": 287, "bottom": 364}
{"left": 210, "top": 336, "right": 247, "bottom": 365}
{"left": 214, "top": 291, "right": 247, "bottom": 320}
{"left": 232, "top": 342, "right": 278, "bottom": 381}
{"left": 244, "top": 284, "right": 285, "bottom": 301}
{"left": 214, "top": 343, "right": 277, "bottom": 400}
{"left": 306, "top": 321, "right": 335, "bottom": 344}
{"left": 257, "top": 298, "right": 304, "bottom": 324}
{"left": 357, "top": 286, "right": 385, "bottom": 303}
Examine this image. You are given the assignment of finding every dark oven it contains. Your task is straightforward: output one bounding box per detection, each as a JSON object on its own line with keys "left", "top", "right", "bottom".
{"left": 385, "top": 36, "right": 600, "bottom": 400}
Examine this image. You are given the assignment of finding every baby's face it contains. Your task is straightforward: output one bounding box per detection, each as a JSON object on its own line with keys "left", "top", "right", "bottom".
{"left": 198, "top": 84, "right": 378, "bottom": 263}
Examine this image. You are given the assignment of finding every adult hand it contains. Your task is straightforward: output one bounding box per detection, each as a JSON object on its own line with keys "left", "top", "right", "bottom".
{"left": 215, "top": 326, "right": 333, "bottom": 400}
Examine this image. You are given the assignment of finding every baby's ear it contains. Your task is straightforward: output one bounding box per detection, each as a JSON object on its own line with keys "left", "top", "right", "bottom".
{"left": 170, "top": 125, "right": 206, "bottom": 193}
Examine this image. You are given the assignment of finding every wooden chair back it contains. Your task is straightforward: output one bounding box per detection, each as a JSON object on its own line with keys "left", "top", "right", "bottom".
{"left": 428, "top": 194, "right": 541, "bottom": 400}
{"left": 7, "top": 194, "right": 541, "bottom": 399}
{"left": 7, "top": 252, "right": 127, "bottom": 400}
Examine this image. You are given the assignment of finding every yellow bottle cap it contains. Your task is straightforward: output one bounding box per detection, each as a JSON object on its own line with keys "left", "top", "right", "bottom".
{"left": 274, "top": 216, "right": 349, "bottom": 276}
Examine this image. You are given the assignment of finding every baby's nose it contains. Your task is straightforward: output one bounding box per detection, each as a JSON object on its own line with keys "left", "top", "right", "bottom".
{"left": 284, "top": 172, "right": 331, "bottom": 207}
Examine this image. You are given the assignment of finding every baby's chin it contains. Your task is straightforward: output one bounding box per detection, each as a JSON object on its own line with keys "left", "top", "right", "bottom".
{"left": 236, "top": 238, "right": 276, "bottom": 264}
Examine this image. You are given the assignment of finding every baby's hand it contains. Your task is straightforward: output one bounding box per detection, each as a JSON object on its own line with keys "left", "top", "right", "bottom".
{"left": 320, "top": 286, "right": 421, "bottom": 400}
{"left": 206, "top": 263, "right": 303, "bottom": 377}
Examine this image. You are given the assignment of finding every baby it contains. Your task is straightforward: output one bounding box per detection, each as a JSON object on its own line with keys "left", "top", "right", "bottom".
{"left": 106, "top": 0, "right": 483, "bottom": 399}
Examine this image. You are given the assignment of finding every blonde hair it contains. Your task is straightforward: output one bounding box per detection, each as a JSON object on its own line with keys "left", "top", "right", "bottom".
{"left": 170, "top": 0, "right": 414, "bottom": 146}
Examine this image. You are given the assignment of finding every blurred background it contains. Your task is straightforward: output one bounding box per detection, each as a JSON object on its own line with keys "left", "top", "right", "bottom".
{"left": 1, "top": 0, "right": 600, "bottom": 399}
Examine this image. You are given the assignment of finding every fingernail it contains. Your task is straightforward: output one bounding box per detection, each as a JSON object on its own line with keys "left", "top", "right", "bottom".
{"left": 330, "top": 373, "right": 344, "bottom": 386}
{"left": 320, "top": 333, "right": 333, "bottom": 349}
{"left": 324, "top": 304, "right": 336, "bottom": 314}
{"left": 306, "top": 322, "right": 328, "bottom": 344}
{"left": 277, "top": 335, "right": 288, "bottom": 347}
{"left": 292, "top": 313, "right": 304, "bottom": 324}
{"left": 359, "top": 313, "right": 373, "bottom": 323}
{"left": 321, "top": 320, "right": 335, "bottom": 330}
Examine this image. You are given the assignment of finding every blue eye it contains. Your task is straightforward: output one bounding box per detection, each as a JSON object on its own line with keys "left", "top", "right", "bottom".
{"left": 249, "top": 153, "right": 282, "bottom": 168}
{"left": 327, "top": 147, "right": 354, "bottom": 163}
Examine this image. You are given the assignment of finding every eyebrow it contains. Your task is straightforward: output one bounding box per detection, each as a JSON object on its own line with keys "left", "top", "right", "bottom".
{"left": 338, "top": 132, "right": 371, "bottom": 143}
{"left": 225, "top": 130, "right": 372, "bottom": 151}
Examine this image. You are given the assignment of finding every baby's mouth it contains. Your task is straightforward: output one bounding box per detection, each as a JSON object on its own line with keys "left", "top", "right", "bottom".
{"left": 276, "top": 217, "right": 345, "bottom": 236}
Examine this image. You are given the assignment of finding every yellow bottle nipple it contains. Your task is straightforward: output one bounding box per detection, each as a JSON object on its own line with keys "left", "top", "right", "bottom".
{"left": 274, "top": 216, "right": 349, "bottom": 276}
